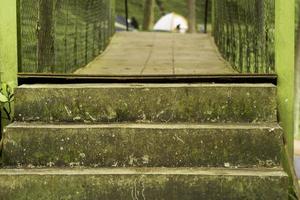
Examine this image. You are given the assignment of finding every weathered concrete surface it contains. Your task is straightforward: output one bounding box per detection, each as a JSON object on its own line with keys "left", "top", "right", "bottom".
{"left": 0, "top": 168, "right": 288, "bottom": 200}
{"left": 3, "top": 123, "right": 283, "bottom": 168}
{"left": 74, "top": 32, "right": 235, "bottom": 75}
{"left": 14, "top": 84, "right": 277, "bottom": 123}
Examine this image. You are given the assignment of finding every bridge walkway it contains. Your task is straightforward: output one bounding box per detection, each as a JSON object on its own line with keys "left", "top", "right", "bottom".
{"left": 75, "top": 32, "right": 235, "bottom": 75}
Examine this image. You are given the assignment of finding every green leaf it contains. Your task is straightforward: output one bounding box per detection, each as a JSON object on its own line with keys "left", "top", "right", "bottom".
{"left": 0, "top": 93, "right": 8, "bottom": 103}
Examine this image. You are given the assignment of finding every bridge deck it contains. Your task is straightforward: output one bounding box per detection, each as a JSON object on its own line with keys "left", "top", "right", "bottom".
{"left": 75, "top": 32, "right": 235, "bottom": 75}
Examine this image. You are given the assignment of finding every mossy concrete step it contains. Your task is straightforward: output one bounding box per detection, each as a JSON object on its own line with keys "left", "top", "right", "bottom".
{"left": 0, "top": 168, "right": 288, "bottom": 200}
{"left": 15, "top": 84, "right": 277, "bottom": 123}
{"left": 3, "top": 123, "right": 283, "bottom": 168}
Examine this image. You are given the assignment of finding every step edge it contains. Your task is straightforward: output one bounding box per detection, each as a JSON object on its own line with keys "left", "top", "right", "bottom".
{"left": 6, "top": 122, "right": 282, "bottom": 130}
{"left": 17, "top": 83, "right": 277, "bottom": 89}
{"left": 0, "top": 168, "right": 288, "bottom": 177}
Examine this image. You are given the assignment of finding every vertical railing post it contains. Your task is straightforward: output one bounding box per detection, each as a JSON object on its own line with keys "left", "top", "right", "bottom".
{"left": 211, "top": 0, "right": 215, "bottom": 35}
{"left": 204, "top": 0, "right": 209, "bottom": 33}
{"left": 0, "top": 0, "right": 18, "bottom": 88}
{"left": 297, "top": 29, "right": 300, "bottom": 151}
{"left": 275, "top": 0, "right": 295, "bottom": 156}
{"left": 125, "top": 0, "right": 129, "bottom": 31}
{"left": 0, "top": 0, "right": 18, "bottom": 130}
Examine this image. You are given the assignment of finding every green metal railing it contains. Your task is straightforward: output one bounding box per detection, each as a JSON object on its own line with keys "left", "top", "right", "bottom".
{"left": 213, "top": 0, "right": 275, "bottom": 73}
{"left": 212, "top": 0, "right": 295, "bottom": 162}
{"left": 297, "top": 0, "right": 300, "bottom": 33}
{"left": 296, "top": 0, "right": 300, "bottom": 139}
{"left": 18, "top": 0, "right": 115, "bottom": 73}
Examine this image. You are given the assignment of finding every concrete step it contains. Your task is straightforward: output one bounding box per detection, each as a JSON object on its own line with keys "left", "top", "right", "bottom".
{"left": 14, "top": 84, "right": 277, "bottom": 123}
{"left": 3, "top": 123, "right": 283, "bottom": 168}
{"left": 0, "top": 168, "right": 288, "bottom": 200}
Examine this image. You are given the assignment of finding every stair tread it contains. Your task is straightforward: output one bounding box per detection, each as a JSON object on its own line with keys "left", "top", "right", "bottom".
{"left": 0, "top": 167, "right": 288, "bottom": 199}
{"left": 3, "top": 121, "right": 283, "bottom": 168}
{"left": 15, "top": 83, "right": 277, "bottom": 123}
{"left": 19, "top": 83, "right": 276, "bottom": 89}
{"left": 7, "top": 122, "right": 281, "bottom": 129}
{"left": 0, "top": 167, "right": 287, "bottom": 177}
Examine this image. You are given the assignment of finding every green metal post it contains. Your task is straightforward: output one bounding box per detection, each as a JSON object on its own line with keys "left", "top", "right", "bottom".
{"left": 0, "top": 0, "right": 18, "bottom": 88}
{"left": 275, "top": 0, "right": 295, "bottom": 156}
{"left": 0, "top": 0, "right": 18, "bottom": 129}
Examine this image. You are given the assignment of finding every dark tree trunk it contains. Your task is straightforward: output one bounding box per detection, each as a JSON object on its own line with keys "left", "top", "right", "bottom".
{"left": 187, "top": 0, "right": 196, "bottom": 33}
{"left": 38, "top": 0, "right": 55, "bottom": 72}
{"left": 143, "top": 0, "right": 154, "bottom": 30}
{"left": 255, "top": 0, "right": 265, "bottom": 72}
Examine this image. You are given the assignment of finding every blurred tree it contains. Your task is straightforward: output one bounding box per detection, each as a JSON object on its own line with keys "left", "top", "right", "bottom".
{"left": 187, "top": 0, "right": 196, "bottom": 33}
{"left": 155, "top": 0, "right": 165, "bottom": 16}
{"left": 143, "top": 0, "right": 155, "bottom": 30}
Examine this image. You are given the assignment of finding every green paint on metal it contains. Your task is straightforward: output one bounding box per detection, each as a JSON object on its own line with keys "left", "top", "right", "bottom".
{"left": 275, "top": 0, "right": 295, "bottom": 156}
{"left": 0, "top": 0, "right": 18, "bottom": 87}
{"left": 295, "top": 0, "right": 300, "bottom": 142}
{"left": 0, "top": 0, "right": 18, "bottom": 129}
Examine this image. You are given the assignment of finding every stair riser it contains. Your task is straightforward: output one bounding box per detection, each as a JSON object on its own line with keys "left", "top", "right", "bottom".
{"left": 14, "top": 84, "right": 277, "bottom": 123}
{"left": 3, "top": 125, "right": 283, "bottom": 168}
{"left": 0, "top": 172, "right": 288, "bottom": 200}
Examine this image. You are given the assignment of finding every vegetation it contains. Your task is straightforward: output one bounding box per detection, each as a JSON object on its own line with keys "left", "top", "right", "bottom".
{"left": 19, "top": 0, "right": 114, "bottom": 73}
{"left": 0, "top": 82, "right": 14, "bottom": 144}
{"left": 115, "top": 0, "right": 211, "bottom": 30}
{"left": 0, "top": 83, "right": 14, "bottom": 123}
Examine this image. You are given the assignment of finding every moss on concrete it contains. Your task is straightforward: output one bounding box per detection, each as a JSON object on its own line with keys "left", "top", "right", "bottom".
{"left": 0, "top": 168, "right": 288, "bottom": 200}
{"left": 3, "top": 123, "right": 283, "bottom": 168}
{"left": 14, "top": 84, "right": 277, "bottom": 123}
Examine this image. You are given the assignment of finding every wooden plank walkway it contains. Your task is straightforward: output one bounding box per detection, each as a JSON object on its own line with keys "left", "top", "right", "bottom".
{"left": 75, "top": 32, "right": 235, "bottom": 75}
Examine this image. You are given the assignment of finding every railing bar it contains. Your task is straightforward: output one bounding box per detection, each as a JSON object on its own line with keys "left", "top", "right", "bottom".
{"left": 125, "top": 0, "right": 129, "bottom": 31}
{"left": 204, "top": 0, "right": 209, "bottom": 33}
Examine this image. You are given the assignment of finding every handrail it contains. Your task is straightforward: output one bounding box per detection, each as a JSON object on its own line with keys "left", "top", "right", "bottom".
{"left": 295, "top": 0, "right": 300, "bottom": 144}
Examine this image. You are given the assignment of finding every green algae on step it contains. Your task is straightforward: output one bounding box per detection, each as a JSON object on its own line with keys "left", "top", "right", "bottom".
{"left": 3, "top": 123, "right": 283, "bottom": 168}
{"left": 14, "top": 84, "right": 277, "bottom": 123}
{"left": 0, "top": 168, "right": 288, "bottom": 200}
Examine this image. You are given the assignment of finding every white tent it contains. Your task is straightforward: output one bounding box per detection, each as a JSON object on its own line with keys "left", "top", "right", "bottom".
{"left": 153, "top": 13, "right": 188, "bottom": 33}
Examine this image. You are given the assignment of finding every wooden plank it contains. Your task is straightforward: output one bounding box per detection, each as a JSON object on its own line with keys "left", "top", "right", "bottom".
{"left": 74, "top": 32, "right": 235, "bottom": 75}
